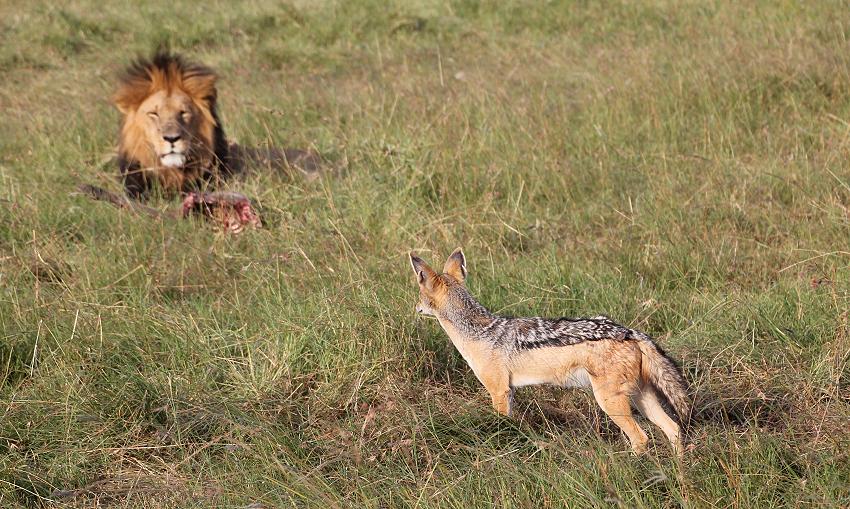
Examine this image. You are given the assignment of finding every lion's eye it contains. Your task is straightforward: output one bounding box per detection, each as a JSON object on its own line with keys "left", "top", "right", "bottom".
{"left": 147, "top": 111, "right": 159, "bottom": 119}
{"left": 181, "top": 111, "right": 191, "bottom": 121}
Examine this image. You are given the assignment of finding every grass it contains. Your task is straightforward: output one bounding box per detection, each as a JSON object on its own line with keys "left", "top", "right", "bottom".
{"left": 1, "top": 0, "right": 849, "bottom": 506}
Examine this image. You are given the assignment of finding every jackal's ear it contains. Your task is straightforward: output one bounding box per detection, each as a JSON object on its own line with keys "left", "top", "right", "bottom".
{"left": 409, "top": 253, "right": 437, "bottom": 288}
{"left": 443, "top": 248, "right": 467, "bottom": 283}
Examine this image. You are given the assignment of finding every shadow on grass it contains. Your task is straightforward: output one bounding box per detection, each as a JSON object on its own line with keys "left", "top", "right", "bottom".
{"left": 691, "top": 388, "right": 793, "bottom": 432}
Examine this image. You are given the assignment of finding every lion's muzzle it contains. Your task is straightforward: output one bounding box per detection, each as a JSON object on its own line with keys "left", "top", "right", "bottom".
{"left": 160, "top": 153, "right": 186, "bottom": 168}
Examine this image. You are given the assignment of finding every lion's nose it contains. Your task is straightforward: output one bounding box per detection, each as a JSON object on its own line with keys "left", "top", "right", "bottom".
{"left": 163, "top": 134, "right": 181, "bottom": 144}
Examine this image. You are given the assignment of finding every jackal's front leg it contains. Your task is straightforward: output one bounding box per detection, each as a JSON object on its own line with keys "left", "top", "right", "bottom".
{"left": 481, "top": 371, "right": 513, "bottom": 416}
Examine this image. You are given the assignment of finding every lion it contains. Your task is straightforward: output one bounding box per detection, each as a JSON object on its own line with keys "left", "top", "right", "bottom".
{"left": 113, "top": 51, "right": 320, "bottom": 198}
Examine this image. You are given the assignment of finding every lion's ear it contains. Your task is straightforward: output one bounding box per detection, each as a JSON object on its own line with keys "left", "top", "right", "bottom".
{"left": 113, "top": 97, "right": 134, "bottom": 114}
{"left": 113, "top": 77, "right": 151, "bottom": 114}
{"left": 182, "top": 71, "right": 218, "bottom": 105}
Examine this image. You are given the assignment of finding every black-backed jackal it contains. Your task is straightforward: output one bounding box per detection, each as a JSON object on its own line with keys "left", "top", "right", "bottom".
{"left": 409, "top": 249, "right": 690, "bottom": 454}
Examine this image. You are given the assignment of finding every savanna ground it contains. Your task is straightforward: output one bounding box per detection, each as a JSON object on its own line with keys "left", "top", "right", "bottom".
{"left": 1, "top": 1, "right": 849, "bottom": 507}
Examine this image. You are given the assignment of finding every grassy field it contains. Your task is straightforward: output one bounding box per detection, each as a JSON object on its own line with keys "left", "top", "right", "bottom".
{"left": 2, "top": 0, "right": 850, "bottom": 507}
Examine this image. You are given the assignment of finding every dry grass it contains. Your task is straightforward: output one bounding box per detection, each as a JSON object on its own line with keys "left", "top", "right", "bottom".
{"left": 1, "top": 0, "right": 849, "bottom": 507}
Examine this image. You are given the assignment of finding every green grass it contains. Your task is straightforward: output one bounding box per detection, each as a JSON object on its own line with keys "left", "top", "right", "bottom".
{"left": 2, "top": 0, "right": 849, "bottom": 507}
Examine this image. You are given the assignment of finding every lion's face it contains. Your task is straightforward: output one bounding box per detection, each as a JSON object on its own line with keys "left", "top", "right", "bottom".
{"left": 114, "top": 52, "right": 225, "bottom": 195}
{"left": 135, "top": 89, "right": 200, "bottom": 169}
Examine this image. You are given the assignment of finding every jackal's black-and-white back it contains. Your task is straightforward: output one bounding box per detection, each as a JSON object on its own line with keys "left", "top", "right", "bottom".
{"left": 481, "top": 314, "right": 651, "bottom": 350}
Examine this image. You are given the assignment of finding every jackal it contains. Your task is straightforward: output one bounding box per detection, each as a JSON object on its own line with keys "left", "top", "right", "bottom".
{"left": 409, "top": 248, "right": 690, "bottom": 454}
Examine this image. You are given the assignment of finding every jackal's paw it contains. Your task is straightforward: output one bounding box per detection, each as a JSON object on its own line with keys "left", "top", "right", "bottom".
{"left": 631, "top": 441, "right": 649, "bottom": 455}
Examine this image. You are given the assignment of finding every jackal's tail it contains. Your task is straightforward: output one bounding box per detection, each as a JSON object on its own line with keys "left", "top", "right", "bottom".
{"left": 637, "top": 338, "right": 690, "bottom": 426}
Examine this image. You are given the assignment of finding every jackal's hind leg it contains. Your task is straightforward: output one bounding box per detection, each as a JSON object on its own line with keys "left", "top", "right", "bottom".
{"left": 632, "top": 387, "right": 683, "bottom": 455}
{"left": 590, "top": 377, "right": 649, "bottom": 454}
